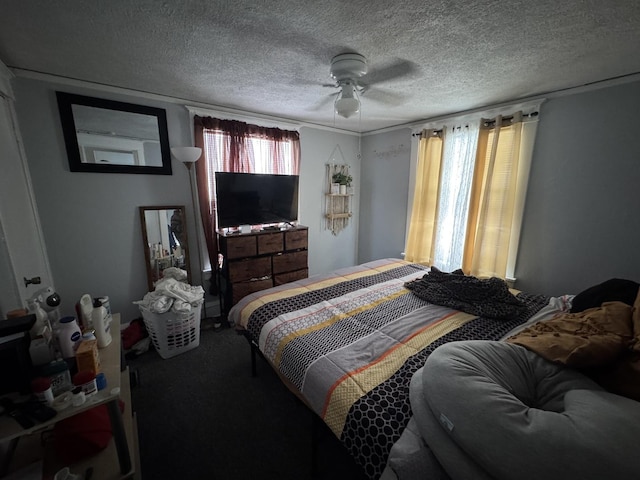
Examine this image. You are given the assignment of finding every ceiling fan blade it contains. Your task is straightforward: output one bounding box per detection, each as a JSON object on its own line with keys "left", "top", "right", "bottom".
{"left": 361, "top": 87, "right": 411, "bottom": 106}
{"left": 364, "top": 58, "right": 418, "bottom": 85}
{"left": 308, "top": 92, "right": 337, "bottom": 111}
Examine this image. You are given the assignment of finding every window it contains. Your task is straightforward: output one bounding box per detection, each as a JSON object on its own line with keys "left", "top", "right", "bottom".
{"left": 193, "top": 116, "right": 300, "bottom": 277}
{"left": 432, "top": 124, "right": 478, "bottom": 271}
{"left": 405, "top": 112, "right": 538, "bottom": 279}
{"left": 203, "top": 131, "right": 298, "bottom": 175}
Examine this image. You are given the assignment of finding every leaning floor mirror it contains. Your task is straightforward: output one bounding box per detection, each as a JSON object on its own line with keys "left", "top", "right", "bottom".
{"left": 140, "top": 206, "right": 191, "bottom": 291}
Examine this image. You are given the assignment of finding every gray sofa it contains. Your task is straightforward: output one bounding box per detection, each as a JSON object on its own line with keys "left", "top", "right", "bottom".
{"left": 382, "top": 340, "right": 640, "bottom": 480}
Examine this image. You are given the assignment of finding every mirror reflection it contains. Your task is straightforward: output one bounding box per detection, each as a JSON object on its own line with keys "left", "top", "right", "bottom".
{"left": 139, "top": 206, "right": 191, "bottom": 291}
{"left": 72, "top": 105, "right": 163, "bottom": 166}
{"left": 56, "top": 92, "right": 172, "bottom": 174}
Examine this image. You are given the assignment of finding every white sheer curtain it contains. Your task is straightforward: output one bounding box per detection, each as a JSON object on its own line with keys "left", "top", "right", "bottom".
{"left": 432, "top": 122, "right": 479, "bottom": 272}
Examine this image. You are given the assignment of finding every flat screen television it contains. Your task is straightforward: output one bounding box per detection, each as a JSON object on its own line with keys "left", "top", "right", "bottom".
{"left": 215, "top": 172, "right": 299, "bottom": 229}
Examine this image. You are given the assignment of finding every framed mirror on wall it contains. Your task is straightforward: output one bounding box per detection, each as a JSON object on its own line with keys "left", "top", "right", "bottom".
{"left": 139, "top": 206, "right": 191, "bottom": 291}
{"left": 56, "top": 92, "right": 172, "bottom": 175}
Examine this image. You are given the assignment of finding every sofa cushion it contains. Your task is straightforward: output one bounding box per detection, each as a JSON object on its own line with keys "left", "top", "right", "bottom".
{"left": 416, "top": 340, "right": 640, "bottom": 480}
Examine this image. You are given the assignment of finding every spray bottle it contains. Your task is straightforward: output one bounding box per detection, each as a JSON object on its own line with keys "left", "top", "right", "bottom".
{"left": 27, "top": 298, "right": 50, "bottom": 339}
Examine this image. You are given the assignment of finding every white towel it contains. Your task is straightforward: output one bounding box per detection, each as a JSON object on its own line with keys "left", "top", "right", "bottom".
{"left": 134, "top": 274, "right": 204, "bottom": 314}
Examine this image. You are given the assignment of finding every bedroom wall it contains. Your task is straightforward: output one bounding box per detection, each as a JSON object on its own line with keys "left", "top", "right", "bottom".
{"left": 358, "top": 128, "right": 412, "bottom": 263}
{"left": 10, "top": 75, "right": 359, "bottom": 323}
{"left": 515, "top": 79, "right": 640, "bottom": 296}
{"left": 299, "top": 127, "right": 360, "bottom": 274}
{"left": 355, "top": 80, "right": 640, "bottom": 297}
{"left": 12, "top": 73, "right": 638, "bottom": 322}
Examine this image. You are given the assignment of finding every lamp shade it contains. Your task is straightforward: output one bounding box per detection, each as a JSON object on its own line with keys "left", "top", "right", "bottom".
{"left": 334, "top": 84, "right": 360, "bottom": 118}
{"left": 171, "top": 146, "right": 202, "bottom": 163}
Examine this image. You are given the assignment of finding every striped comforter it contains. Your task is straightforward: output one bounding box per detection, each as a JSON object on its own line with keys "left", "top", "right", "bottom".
{"left": 229, "top": 258, "right": 551, "bottom": 479}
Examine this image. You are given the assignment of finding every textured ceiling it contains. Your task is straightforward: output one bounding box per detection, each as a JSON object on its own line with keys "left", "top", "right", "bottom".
{"left": 1, "top": 0, "right": 640, "bottom": 133}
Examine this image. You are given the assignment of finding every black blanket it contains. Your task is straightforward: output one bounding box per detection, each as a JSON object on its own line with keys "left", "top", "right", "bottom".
{"left": 404, "top": 267, "right": 526, "bottom": 320}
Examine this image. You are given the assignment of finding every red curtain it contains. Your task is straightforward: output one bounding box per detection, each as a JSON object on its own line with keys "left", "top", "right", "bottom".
{"left": 193, "top": 116, "right": 300, "bottom": 294}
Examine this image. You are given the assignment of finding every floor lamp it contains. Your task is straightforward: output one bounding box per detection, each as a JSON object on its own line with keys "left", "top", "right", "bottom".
{"left": 170, "top": 146, "right": 214, "bottom": 322}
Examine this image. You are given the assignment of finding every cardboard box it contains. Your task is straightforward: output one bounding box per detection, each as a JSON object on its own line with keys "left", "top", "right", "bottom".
{"left": 75, "top": 339, "right": 101, "bottom": 375}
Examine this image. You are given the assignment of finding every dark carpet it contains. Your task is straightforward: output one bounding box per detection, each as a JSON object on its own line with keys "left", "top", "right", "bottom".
{"left": 127, "top": 322, "right": 368, "bottom": 480}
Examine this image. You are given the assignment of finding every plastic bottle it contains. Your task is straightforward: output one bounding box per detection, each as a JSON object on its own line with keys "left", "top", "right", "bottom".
{"left": 27, "top": 298, "right": 49, "bottom": 338}
{"left": 97, "top": 296, "right": 112, "bottom": 324}
{"left": 31, "top": 377, "right": 54, "bottom": 406}
{"left": 57, "top": 316, "right": 82, "bottom": 359}
{"left": 92, "top": 298, "right": 112, "bottom": 348}
{"left": 78, "top": 294, "right": 94, "bottom": 331}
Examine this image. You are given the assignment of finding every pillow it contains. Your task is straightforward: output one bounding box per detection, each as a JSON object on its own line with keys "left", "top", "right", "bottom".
{"left": 570, "top": 278, "right": 639, "bottom": 313}
{"left": 507, "top": 301, "right": 633, "bottom": 367}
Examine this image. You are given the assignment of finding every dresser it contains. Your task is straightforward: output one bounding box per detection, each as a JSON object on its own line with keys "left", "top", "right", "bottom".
{"left": 218, "top": 227, "right": 308, "bottom": 315}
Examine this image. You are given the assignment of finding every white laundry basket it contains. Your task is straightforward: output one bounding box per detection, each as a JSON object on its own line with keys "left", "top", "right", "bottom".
{"left": 139, "top": 302, "right": 202, "bottom": 359}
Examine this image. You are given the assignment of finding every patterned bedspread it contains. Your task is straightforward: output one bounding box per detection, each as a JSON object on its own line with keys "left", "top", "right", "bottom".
{"left": 228, "top": 258, "right": 552, "bottom": 479}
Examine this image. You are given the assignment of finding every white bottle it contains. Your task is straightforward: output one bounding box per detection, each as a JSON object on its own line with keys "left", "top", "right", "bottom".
{"left": 27, "top": 299, "right": 49, "bottom": 339}
{"left": 57, "top": 316, "right": 82, "bottom": 358}
{"left": 97, "top": 296, "right": 112, "bottom": 324}
{"left": 92, "top": 299, "right": 112, "bottom": 348}
{"left": 78, "top": 294, "right": 94, "bottom": 330}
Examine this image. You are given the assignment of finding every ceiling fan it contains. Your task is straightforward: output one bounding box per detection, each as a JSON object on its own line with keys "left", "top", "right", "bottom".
{"left": 323, "top": 52, "right": 416, "bottom": 118}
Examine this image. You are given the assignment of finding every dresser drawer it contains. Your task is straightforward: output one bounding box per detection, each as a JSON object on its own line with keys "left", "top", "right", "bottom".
{"left": 228, "top": 256, "right": 271, "bottom": 282}
{"left": 274, "top": 268, "right": 308, "bottom": 286}
{"left": 272, "top": 250, "right": 308, "bottom": 274}
{"left": 232, "top": 278, "right": 273, "bottom": 304}
{"left": 258, "top": 232, "right": 284, "bottom": 255}
{"left": 224, "top": 235, "right": 257, "bottom": 259}
{"left": 285, "top": 229, "right": 308, "bottom": 251}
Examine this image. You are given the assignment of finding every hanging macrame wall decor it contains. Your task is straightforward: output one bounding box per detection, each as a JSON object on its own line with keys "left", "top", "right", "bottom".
{"left": 325, "top": 163, "right": 353, "bottom": 235}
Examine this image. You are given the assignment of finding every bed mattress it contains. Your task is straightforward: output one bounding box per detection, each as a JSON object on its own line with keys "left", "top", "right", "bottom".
{"left": 229, "top": 258, "right": 553, "bottom": 479}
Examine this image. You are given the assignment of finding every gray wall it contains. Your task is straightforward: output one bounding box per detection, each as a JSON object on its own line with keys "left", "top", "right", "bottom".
{"left": 358, "top": 128, "right": 412, "bottom": 263}
{"left": 299, "top": 127, "right": 360, "bottom": 274}
{"left": 13, "top": 78, "right": 195, "bottom": 323}
{"left": 12, "top": 73, "right": 640, "bottom": 325}
{"left": 12, "top": 77, "right": 360, "bottom": 323}
{"left": 515, "top": 80, "right": 640, "bottom": 295}
{"left": 356, "top": 81, "right": 640, "bottom": 296}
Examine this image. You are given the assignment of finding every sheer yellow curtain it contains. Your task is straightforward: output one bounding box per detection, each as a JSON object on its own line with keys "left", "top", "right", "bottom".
{"left": 463, "top": 113, "right": 525, "bottom": 278}
{"left": 405, "top": 129, "right": 444, "bottom": 264}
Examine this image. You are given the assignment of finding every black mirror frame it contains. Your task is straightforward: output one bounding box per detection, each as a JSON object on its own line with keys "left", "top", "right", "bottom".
{"left": 56, "top": 91, "right": 172, "bottom": 175}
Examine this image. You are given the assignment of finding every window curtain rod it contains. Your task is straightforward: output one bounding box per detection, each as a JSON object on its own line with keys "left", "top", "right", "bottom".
{"left": 411, "top": 111, "right": 539, "bottom": 137}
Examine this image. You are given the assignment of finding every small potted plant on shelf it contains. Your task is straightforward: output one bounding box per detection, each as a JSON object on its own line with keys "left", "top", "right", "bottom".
{"left": 332, "top": 171, "right": 352, "bottom": 194}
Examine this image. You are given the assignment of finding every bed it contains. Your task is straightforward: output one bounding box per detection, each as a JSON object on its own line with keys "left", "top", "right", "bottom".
{"left": 227, "top": 258, "right": 562, "bottom": 479}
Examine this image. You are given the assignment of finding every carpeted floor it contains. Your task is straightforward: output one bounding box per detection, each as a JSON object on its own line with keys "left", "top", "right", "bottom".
{"left": 127, "top": 322, "right": 368, "bottom": 480}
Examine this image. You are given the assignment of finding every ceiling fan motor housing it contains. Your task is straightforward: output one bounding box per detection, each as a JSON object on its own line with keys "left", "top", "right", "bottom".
{"left": 330, "top": 53, "right": 368, "bottom": 81}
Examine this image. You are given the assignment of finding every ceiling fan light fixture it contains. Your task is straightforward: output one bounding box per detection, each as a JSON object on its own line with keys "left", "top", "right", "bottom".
{"left": 330, "top": 53, "right": 368, "bottom": 81}
{"left": 334, "top": 83, "right": 360, "bottom": 118}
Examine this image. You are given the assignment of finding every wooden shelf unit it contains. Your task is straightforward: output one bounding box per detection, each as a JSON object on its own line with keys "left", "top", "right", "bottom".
{"left": 325, "top": 164, "right": 354, "bottom": 235}
{"left": 325, "top": 193, "right": 353, "bottom": 234}
{"left": 218, "top": 226, "right": 308, "bottom": 314}
{"left": 0, "top": 314, "right": 140, "bottom": 480}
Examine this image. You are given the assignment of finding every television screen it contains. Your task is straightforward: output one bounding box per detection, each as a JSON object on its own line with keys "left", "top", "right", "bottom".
{"left": 215, "top": 172, "right": 299, "bottom": 229}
